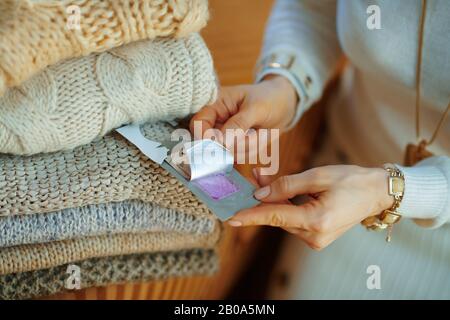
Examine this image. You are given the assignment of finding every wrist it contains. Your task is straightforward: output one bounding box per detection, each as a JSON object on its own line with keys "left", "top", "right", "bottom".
{"left": 369, "top": 168, "right": 395, "bottom": 214}
{"left": 361, "top": 165, "right": 405, "bottom": 242}
{"left": 263, "top": 74, "right": 298, "bottom": 102}
{"left": 262, "top": 74, "right": 299, "bottom": 129}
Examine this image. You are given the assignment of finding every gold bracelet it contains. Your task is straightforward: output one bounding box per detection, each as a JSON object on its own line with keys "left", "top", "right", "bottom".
{"left": 361, "top": 164, "right": 404, "bottom": 242}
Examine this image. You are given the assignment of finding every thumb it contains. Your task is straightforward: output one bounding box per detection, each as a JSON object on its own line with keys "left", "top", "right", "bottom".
{"left": 252, "top": 167, "right": 273, "bottom": 187}
{"left": 253, "top": 169, "right": 328, "bottom": 202}
{"left": 220, "top": 104, "right": 261, "bottom": 148}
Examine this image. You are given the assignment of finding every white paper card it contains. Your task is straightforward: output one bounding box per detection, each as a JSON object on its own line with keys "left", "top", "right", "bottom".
{"left": 116, "top": 124, "right": 169, "bottom": 165}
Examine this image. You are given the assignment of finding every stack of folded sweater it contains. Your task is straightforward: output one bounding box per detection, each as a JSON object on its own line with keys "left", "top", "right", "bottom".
{"left": 0, "top": 0, "right": 220, "bottom": 300}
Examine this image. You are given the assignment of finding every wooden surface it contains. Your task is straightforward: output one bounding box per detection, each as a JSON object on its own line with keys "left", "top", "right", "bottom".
{"left": 48, "top": 0, "right": 324, "bottom": 300}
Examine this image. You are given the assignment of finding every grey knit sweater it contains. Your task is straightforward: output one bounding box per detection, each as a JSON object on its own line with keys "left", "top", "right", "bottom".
{"left": 0, "top": 199, "right": 217, "bottom": 248}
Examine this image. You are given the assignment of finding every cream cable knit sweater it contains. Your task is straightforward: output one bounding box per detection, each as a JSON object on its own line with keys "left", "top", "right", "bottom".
{"left": 0, "top": 0, "right": 210, "bottom": 95}
{"left": 0, "top": 33, "right": 217, "bottom": 155}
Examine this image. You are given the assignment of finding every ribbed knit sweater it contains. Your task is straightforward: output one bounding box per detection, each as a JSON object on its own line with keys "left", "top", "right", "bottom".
{"left": 0, "top": 225, "right": 221, "bottom": 275}
{"left": 0, "top": 33, "right": 217, "bottom": 155}
{"left": 0, "top": 0, "right": 210, "bottom": 96}
{"left": 0, "top": 200, "right": 217, "bottom": 248}
{"left": 0, "top": 249, "right": 218, "bottom": 300}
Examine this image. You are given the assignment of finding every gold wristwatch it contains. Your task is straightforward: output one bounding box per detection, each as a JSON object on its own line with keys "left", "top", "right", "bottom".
{"left": 361, "top": 163, "right": 405, "bottom": 242}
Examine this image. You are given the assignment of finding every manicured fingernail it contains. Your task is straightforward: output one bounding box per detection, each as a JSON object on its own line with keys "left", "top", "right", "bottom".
{"left": 254, "top": 186, "right": 270, "bottom": 200}
{"left": 228, "top": 220, "right": 242, "bottom": 227}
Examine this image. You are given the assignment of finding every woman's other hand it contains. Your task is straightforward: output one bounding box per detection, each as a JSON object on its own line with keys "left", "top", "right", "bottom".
{"left": 228, "top": 165, "right": 395, "bottom": 250}
{"left": 190, "top": 75, "right": 298, "bottom": 139}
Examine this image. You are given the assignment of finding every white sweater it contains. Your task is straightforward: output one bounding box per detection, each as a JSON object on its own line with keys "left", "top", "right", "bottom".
{"left": 0, "top": 34, "right": 217, "bottom": 155}
{"left": 258, "top": 0, "right": 450, "bottom": 228}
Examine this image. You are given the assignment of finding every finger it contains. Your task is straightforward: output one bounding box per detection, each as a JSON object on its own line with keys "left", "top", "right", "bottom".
{"left": 253, "top": 168, "right": 291, "bottom": 204}
{"left": 252, "top": 167, "right": 274, "bottom": 187}
{"left": 246, "top": 128, "right": 271, "bottom": 161}
{"left": 215, "top": 122, "right": 224, "bottom": 131}
{"left": 228, "top": 203, "right": 319, "bottom": 229}
{"left": 231, "top": 127, "right": 256, "bottom": 160}
{"left": 246, "top": 170, "right": 260, "bottom": 188}
{"left": 282, "top": 227, "right": 301, "bottom": 235}
{"left": 190, "top": 86, "right": 247, "bottom": 139}
{"left": 253, "top": 168, "right": 330, "bottom": 202}
{"left": 253, "top": 168, "right": 291, "bottom": 206}
{"left": 221, "top": 109, "right": 260, "bottom": 151}
{"left": 190, "top": 106, "right": 219, "bottom": 139}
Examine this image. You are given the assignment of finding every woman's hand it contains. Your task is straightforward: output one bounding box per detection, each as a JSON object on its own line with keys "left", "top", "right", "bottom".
{"left": 228, "top": 165, "right": 395, "bottom": 250}
{"left": 190, "top": 75, "right": 298, "bottom": 139}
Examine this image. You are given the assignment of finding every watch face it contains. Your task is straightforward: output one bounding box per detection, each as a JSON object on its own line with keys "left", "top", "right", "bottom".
{"left": 388, "top": 176, "right": 405, "bottom": 196}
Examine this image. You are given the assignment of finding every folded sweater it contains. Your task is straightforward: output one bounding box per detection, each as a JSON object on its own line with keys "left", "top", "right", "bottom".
{"left": 0, "top": 122, "right": 212, "bottom": 218}
{"left": 0, "top": 0, "right": 210, "bottom": 96}
{"left": 0, "top": 225, "right": 221, "bottom": 275}
{"left": 0, "top": 249, "right": 218, "bottom": 300}
{"left": 0, "top": 199, "right": 217, "bottom": 248}
{"left": 0, "top": 33, "right": 217, "bottom": 155}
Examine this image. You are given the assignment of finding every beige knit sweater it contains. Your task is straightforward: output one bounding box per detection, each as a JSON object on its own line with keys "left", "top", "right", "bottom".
{"left": 0, "top": 33, "right": 217, "bottom": 155}
{"left": 0, "top": 225, "right": 221, "bottom": 275}
{"left": 0, "top": 122, "right": 213, "bottom": 218}
{"left": 0, "top": 249, "right": 218, "bottom": 300}
{"left": 0, "top": 0, "right": 210, "bottom": 96}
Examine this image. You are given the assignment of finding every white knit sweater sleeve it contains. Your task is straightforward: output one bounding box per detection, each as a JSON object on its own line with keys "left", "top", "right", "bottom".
{"left": 397, "top": 156, "right": 450, "bottom": 228}
{"left": 257, "top": 0, "right": 342, "bottom": 125}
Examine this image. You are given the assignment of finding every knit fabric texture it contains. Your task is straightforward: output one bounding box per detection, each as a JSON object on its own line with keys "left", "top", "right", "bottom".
{"left": 0, "top": 0, "right": 210, "bottom": 96}
{"left": 0, "top": 122, "right": 213, "bottom": 218}
{"left": 0, "top": 249, "right": 218, "bottom": 300}
{"left": 0, "top": 33, "right": 218, "bottom": 155}
{"left": 0, "top": 199, "right": 218, "bottom": 248}
{"left": 0, "top": 225, "right": 221, "bottom": 275}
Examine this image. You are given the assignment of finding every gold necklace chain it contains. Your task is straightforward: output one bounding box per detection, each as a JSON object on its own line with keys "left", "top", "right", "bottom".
{"left": 415, "top": 0, "right": 450, "bottom": 146}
